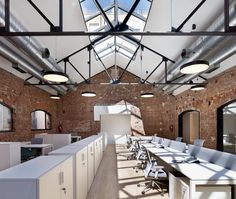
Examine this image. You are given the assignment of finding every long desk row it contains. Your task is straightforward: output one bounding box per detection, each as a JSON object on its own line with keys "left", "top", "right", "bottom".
{"left": 0, "top": 132, "right": 107, "bottom": 199}
{"left": 140, "top": 136, "right": 236, "bottom": 199}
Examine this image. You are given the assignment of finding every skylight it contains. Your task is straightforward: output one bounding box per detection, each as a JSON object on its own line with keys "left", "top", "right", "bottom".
{"left": 79, "top": 0, "right": 152, "bottom": 60}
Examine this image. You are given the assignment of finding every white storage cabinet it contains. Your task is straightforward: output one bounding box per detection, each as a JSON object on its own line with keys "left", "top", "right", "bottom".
{"left": 49, "top": 145, "right": 88, "bottom": 199}
{"left": 0, "top": 142, "right": 21, "bottom": 171}
{"left": 0, "top": 155, "right": 73, "bottom": 199}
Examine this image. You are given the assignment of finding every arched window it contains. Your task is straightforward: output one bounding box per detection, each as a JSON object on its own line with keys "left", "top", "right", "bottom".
{"left": 0, "top": 102, "right": 13, "bottom": 132}
{"left": 217, "top": 100, "right": 236, "bottom": 154}
{"left": 178, "top": 110, "right": 200, "bottom": 144}
{"left": 31, "top": 110, "right": 51, "bottom": 130}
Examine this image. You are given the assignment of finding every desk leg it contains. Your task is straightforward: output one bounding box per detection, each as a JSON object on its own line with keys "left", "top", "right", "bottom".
{"left": 189, "top": 181, "right": 196, "bottom": 199}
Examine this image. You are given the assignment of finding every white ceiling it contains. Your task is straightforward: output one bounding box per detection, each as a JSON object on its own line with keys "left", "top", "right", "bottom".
{"left": 0, "top": 0, "right": 235, "bottom": 95}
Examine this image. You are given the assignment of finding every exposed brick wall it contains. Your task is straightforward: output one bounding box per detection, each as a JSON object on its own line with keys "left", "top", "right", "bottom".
{"left": 58, "top": 67, "right": 176, "bottom": 138}
{"left": 0, "top": 68, "right": 58, "bottom": 141}
{"left": 175, "top": 66, "right": 236, "bottom": 149}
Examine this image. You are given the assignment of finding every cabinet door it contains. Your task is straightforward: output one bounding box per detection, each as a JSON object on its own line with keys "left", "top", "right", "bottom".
{"left": 94, "top": 140, "right": 99, "bottom": 173}
{"left": 87, "top": 143, "right": 94, "bottom": 190}
{"left": 38, "top": 165, "right": 61, "bottom": 199}
{"left": 76, "top": 148, "right": 88, "bottom": 199}
{"left": 60, "top": 157, "right": 73, "bottom": 199}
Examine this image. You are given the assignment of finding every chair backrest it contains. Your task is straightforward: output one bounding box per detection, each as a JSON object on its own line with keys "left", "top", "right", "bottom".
{"left": 31, "top": 137, "right": 43, "bottom": 144}
{"left": 176, "top": 137, "right": 183, "bottom": 142}
{"left": 162, "top": 138, "right": 171, "bottom": 147}
{"left": 169, "top": 140, "right": 186, "bottom": 153}
{"left": 152, "top": 136, "right": 161, "bottom": 144}
{"left": 193, "top": 139, "right": 205, "bottom": 147}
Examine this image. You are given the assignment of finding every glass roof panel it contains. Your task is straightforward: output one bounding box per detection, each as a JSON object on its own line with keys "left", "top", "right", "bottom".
{"left": 94, "top": 36, "right": 114, "bottom": 52}
{"left": 80, "top": 0, "right": 100, "bottom": 20}
{"left": 118, "top": 47, "right": 134, "bottom": 58}
{"left": 127, "top": 15, "right": 145, "bottom": 31}
{"left": 116, "top": 37, "right": 137, "bottom": 51}
{"left": 97, "top": 0, "right": 114, "bottom": 9}
{"left": 134, "top": 0, "right": 152, "bottom": 19}
{"left": 118, "top": 0, "right": 135, "bottom": 11}
{"left": 105, "top": 7, "right": 115, "bottom": 23}
{"left": 86, "top": 15, "right": 106, "bottom": 31}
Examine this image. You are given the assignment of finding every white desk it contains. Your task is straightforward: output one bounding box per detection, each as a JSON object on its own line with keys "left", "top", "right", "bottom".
{"left": 21, "top": 144, "right": 53, "bottom": 155}
{"left": 143, "top": 143, "right": 236, "bottom": 199}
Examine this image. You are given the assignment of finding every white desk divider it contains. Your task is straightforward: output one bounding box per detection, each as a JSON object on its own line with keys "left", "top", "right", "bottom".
{"left": 0, "top": 142, "right": 21, "bottom": 171}
{"left": 0, "top": 155, "right": 73, "bottom": 199}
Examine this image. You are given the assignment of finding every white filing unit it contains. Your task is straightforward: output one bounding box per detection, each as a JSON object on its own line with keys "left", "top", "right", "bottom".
{"left": 0, "top": 155, "right": 73, "bottom": 199}
{"left": 0, "top": 142, "right": 21, "bottom": 171}
{"left": 49, "top": 145, "right": 88, "bottom": 199}
{"left": 87, "top": 141, "right": 95, "bottom": 190}
{"left": 94, "top": 136, "right": 100, "bottom": 173}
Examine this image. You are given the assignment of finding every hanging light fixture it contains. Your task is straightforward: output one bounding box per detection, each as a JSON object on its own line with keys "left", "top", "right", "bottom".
{"left": 43, "top": 71, "right": 69, "bottom": 83}
{"left": 140, "top": 92, "right": 154, "bottom": 98}
{"left": 50, "top": 94, "right": 61, "bottom": 99}
{"left": 190, "top": 84, "right": 206, "bottom": 91}
{"left": 81, "top": 91, "right": 96, "bottom": 97}
{"left": 180, "top": 60, "right": 209, "bottom": 74}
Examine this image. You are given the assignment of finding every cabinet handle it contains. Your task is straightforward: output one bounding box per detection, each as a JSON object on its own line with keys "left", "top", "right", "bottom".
{"left": 83, "top": 162, "right": 86, "bottom": 165}
{"left": 62, "top": 187, "right": 67, "bottom": 194}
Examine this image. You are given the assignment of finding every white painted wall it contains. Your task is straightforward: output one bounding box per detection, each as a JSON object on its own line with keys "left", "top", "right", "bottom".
{"left": 101, "top": 114, "right": 131, "bottom": 144}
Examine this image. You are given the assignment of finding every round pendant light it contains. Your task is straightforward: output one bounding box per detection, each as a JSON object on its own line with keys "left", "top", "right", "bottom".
{"left": 180, "top": 60, "right": 209, "bottom": 74}
{"left": 50, "top": 94, "right": 61, "bottom": 99}
{"left": 81, "top": 91, "right": 96, "bottom": 97}
{"left": 140, "top": 92, "right": 154, "bottom": 98}
{"left": 43, "top": 71, "right": 69, "bottom": 83}
{"left": 190, "top": 84, "right": 206, "bottom": 91}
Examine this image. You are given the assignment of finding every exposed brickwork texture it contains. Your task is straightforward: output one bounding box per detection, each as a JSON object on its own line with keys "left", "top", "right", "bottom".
{"left": 0, "top": 64, "right": 235, "bottom": 149}
{"left": 57, "top": 67, "right": 176, "bottom": 139}
{"left": 176, "top": 66, "right": 236, "bottom": 149}
{"left": 0, "top": 68, "right": 58, "bottom": 141}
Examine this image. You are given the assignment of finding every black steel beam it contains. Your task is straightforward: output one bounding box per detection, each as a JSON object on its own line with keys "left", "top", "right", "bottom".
{"left": 225, "top": 0, "right": 230, "bottom": 32}
{"left": 93, "top": 0, "right": 114, "bottom": 30}
{"left": 175, "top": 0, "right": 207, "bottom": 32}
{"left": 118, "top": 46, "right": 140, "bottom": 81}
{"left": 118, "top": 0, "right": 141, "bottom": 31}
{"left": 59, "top": 0, "right": 63, "bottom": 31}
{"left": 27, "top": 0, "right": 59, "bottom": 32}
{"left": 1, "top": 31, "right": 236, "bottom": 36}
{"left": 67, "top": 60, "right": 89, "bottom": 83}
{"left": 142, "top": 60, "right": 163, "bottom": 84}
{"left": 5, "top": 0, "right": 10, "bottom": 32}
{"left": 124, "top": 35, "right": 175, "bottom": 63}
{"left": 24, "top": 75, "right": 34, "bottom": 82}
{"left": 88, "top": 47, "right": 91, "bottom": 82}
{"left": 93, "top": 48, "right": 114, "bottom": 82}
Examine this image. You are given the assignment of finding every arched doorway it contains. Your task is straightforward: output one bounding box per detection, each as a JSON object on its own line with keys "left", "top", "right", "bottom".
{"left": 217, "top": 100, "right": 236, "bottom": 154}
{"left": 178, "top": 110, "right": 200, "bottom": 144}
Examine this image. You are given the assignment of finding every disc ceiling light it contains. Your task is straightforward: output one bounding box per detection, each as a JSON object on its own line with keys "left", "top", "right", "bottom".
{"left": 81, "top": 91, "right": 96, "bottom": 97}
{"left": 50, "top": 94, "right": 61, "bottom": 99}
{"left": 190, "top": 84, "right": 206, "bottom": 91}
{"left": 140, "top": 92, "right": 154, "bottom": 98}
{"left": 180, "top": 60, "right": 209, "bottom": 74}
{"left": 43, "top": 71, "right": 69, "bottom": 83}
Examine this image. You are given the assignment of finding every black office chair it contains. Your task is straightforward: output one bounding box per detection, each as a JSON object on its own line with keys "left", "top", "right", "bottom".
{"left": 21, "top": 147, "right": 39, "bottom": 162}
{"left": 138, "top": 149, "right": 168, "bottom": 196}
{"left": 31, "top": 137, "right": 43, "bottom": 144}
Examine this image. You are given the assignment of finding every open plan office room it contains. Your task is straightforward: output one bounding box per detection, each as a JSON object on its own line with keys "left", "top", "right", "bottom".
{"left": 0, "top": 0, "right": 236, "bottom": 199}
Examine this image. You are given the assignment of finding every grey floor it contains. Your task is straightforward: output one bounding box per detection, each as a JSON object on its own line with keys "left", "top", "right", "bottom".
{"left": 87, "top": 144, "right": 168, "bottom": 199}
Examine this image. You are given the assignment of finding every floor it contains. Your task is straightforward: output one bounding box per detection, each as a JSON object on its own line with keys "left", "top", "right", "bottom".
{"left": 87, "top": 144, "right": 168, "bottom": 199}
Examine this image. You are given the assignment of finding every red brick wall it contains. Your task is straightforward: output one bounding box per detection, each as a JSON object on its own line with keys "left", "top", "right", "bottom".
{"left": 0, "top": 68, "right": 58, "bottom": 141}
{"left": 175, "top": 67, "right": 236, "bottom": 148}
{"left": 58, "top": 67, "right": 176, "bottom": 138}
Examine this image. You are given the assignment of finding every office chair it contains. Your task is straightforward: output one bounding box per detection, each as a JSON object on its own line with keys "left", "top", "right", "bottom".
{"left": 193, "top": 139, "right": 205, "bottom": 147}
{"left": 176, "top": 137, "right": 183, "bottom": 142}
{"left": 133, "top": 141, "right": 147, "bottom": 172}
{"left": 138, "top": 149, "right": 168, "bottom": 196}
{"left": 31, "top": 137, "right": 43, "bottom": 144}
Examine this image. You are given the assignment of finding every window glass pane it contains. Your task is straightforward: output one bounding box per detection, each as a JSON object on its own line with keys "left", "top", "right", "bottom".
{"left": 0, "top": 104, "right": 12, "bottom": 131}
{"left": 117, "top": 37, "right": 137, "bottom": 51}
{"left": 31, "top": 110, "right": 51, "bottom": 130}
{"left": 98, "top": 47, "right": 114, "bottom": 58}
{"left": 94, "top": 36, "right": 114, "bottom": 52}
{"left": 97, "top": 0, "right": 114, "bottom": 9}
{"left": 86, "top": 15, "right": 106, "bottom": 31}
{"left": 118, "top": 8, "right": 127, "bottom": 23}
{"left": 134, "top": 0, "right": 151, "bottom": 19}
{"left": 118, "top": 47, "right": 134, "bottom": 58}
{"left": 118, "top": 0, "right": 135, "bottom": 11}
{"left": 127, "top": 15, "right": 145, "bottom": 31}
{"left": 105, "top": 7, "right": 115, "bottom": 23}
{"left": 80, "top": 0, "right": 100, "bottom": 20}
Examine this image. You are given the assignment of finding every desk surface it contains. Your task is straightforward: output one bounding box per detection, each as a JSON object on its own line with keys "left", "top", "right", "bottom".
{"left": 21, "top": 144, "right": 53, "bottom": 148}
{"left": 143, "top": 143, "right": 236, "bottom": 183}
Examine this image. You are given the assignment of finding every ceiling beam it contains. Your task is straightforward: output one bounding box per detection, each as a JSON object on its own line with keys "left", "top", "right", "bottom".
{"left": 174, "top": 0, "right": 207, "bottom": 32}
{"left": 1, "top": 31, "right": 236, "bottom": 36}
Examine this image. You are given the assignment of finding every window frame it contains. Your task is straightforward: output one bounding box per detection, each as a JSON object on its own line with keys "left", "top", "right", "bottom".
{"left": 31, "top": 109, "right": 52, "bottom": 131}
{"left": 0, "top": 102, "right": 14, "bottom": 133}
